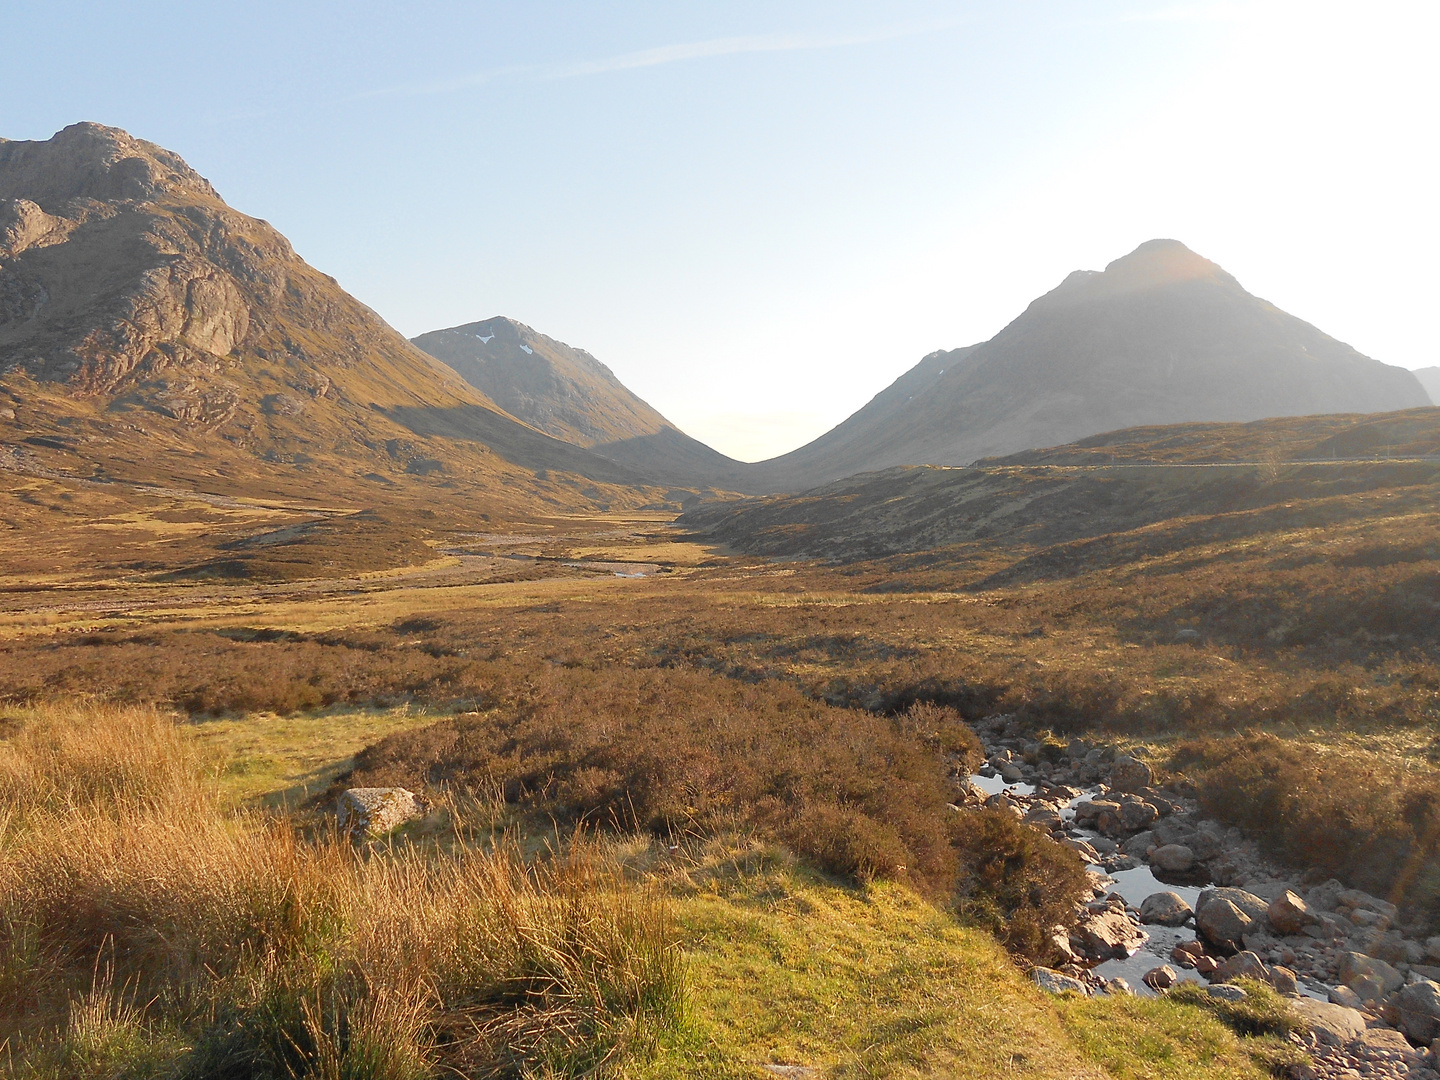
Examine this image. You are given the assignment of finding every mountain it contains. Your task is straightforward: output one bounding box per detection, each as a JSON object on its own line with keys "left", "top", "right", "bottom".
{"left": 412, "top": 316, "right": 756, "bottom": 491}
{"left": 1414, "top": 367, "right": 1440, "bottom": 405}
{"left": 0, "top": 123, "right": 667, "bottom": 511}
{"left": 681, "top": 406, "right": 1440, "bottom": 564}
{"left": 743, "top": 239, "right": 1429, "bottom": 490}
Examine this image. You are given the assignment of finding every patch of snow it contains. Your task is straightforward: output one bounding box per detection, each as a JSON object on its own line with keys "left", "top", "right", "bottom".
{"left": 474, "top": 332, "right": 495, "bottom": 343}
{"left": 519, "top": 344, "right": 533, "bottom": 354}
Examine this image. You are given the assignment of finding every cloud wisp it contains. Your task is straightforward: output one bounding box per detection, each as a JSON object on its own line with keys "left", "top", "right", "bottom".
{"left": 349, "top": 19, "right": 966, "bottom": 104}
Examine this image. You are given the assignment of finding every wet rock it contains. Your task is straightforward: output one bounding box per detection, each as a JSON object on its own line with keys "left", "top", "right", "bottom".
{"left": 1150, "top": 844, "right": 1196, "bottom": 873}
{"left": 1208, "top": 983, "right": 1249, "bottom": 1002}
{"left": 1078, "top": 910, "right": 1147, "bottom": 960}
{"left": 1198, "top": 898, "right": 1254, "bottom": 951}
{"left": 1267, "top": 890, "right": 1315, "bottom": 935}
{"left": 1214, "top": 950, "right": 1269, "bottom": 984}
{"left": 1292, "top": 999, "right": 1368, "bottom": 1047}
{"left": 1140, "top": 891, "right": 1194, "bottom": 927}
{"left": 1143, "top": 965, "right": 1178, "bottom": 991}
{"left": 1121, "top": 831, "right": 1156, "bottom": 857}
{"left": 1338, "top": 952, "right": 1404, "bottom": 995}
{"left": 1109, "top": 755, "right": 1153, "bottom": 792}
{"left": 1031, "top": 967, "right": 1091, "bottom": 995}
{"left": 337, "top": 787, "right": 427, "bottom": 838}
{"left": 1398, "top": 980, "right": 1440, "bottom": 1044}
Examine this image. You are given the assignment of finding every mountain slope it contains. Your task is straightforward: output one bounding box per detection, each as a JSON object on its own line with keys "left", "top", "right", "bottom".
{"left": 745, "top": 239, "right": 1428, "bottom": 490}
{"left": 1414, "top": 367, "right": 1440, "bottom": 405}
{"left": 0, "top": 123, "right": 663, "bottom": 511}
{"left": 411, "top": 316, "right": 756, "bottom": 491}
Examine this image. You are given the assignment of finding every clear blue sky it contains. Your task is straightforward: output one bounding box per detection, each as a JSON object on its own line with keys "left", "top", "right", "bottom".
{"left": 4, "top": 1, "right": 1436, "bottom": 459}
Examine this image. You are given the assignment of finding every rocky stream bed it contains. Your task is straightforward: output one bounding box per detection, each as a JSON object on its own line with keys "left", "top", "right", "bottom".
{"left": 963, "top": 715, "right": 1440, "bottom": 1080}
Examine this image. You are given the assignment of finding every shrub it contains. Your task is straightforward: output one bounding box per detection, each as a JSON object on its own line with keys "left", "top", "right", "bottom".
{"left": 950, "top": 808, "right": 1091, "bottom": 961}
{"left": 1171, "top": 734, "right": 1440, "bottom": 924}
{"left": 344, "top": 669, "right": 976, "bottom": 896}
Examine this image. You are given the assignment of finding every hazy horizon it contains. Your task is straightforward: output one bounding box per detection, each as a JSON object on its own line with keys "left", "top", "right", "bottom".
{"left": 6, "top": 1, "right": 1436, "bottom": 460}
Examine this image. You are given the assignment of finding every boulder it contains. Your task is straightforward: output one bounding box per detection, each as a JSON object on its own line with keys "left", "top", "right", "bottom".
{"left": 1336, "top": 951, "right": 1404, "bottom": 994}
{"left": 1061, "top": 837, "right": 1101, "bottom": 863}
{"left": 1349, "top": 974, "right": 1388, "bottom": 1004}
{"left": 1121, "top": 831, "right": 1156, "bottom": 857}
{"left": 1078, "top": 910, "right": 1147, "bottom": 960}
{"left": 1150, "top": 844, "right": 1196, "bottom": 873}
{"left": 1194, "top": 954, "right": 1219, "bottom": 975}
{"left": 1197, "top": 897, "right": 1253, "bottom": 951}
{"left": 1109, "top": 755, "right": 1153, "bottom": 792}
{"left": 1119, "top": 800, "right": 1159, "bottom": 832}
{"left": 1267, "top": 965, "right": 1299, "bottom": 996}
{"left": 1291, "top": 999, "right": 1367, "bottom": 1047}
{"left": 1197, "top": 888, "right": 1270, "bottom": 924}
{"left": 1266, "top": 890, "right": 1314, "bottom": 935}
{"left": 1207, "top": 983, "right": 1249, "bottom": 1002}
{"left": 1031, "top": 967, "right": 1090, "bottom": 995}
{"left": 1336, "top": 888, "right": 1399, "bottom": 921}
{"left": 1213, "top": 950, "right": 1269, "bottom": 984}
{"left": 1139, "top": 891, "right": 1193, "bottom": 927}
{"left": 1143, "top": 965, "right": 1178, "bottom": 991}
{"left": 1105, "top": 978, "right": 1135, "bottom": 995}
{"left": 1426, "top": 935, "right": 1440, "bottom": 963}
{"left": 1397, "top": 979, "right": 1440, "bottom": 1044}
{"left": 1328, "top": 985, "right": 1364, "bottom": 1009}
{"left": 336, "top": 787, "right": 427, "bottom": 838}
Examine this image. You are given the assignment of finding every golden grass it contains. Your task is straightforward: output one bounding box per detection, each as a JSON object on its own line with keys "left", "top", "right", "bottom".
{"left": 0, "top": 704, "right": 683, "bottom": 1079}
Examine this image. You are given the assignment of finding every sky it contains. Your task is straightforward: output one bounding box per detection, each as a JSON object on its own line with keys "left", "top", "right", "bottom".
{"left": 3, "top": 1, "right": 1437, "bottom": 460}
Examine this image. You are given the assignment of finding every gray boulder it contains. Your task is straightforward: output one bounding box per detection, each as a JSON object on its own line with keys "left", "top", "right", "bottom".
{"left": 1119, "top": 800, "right": 1159, "bottom": 832}
{"left": 1139, "top": 891, "right": 1193, "bottom": 927}
{"left": 1108, "top": 755, "right": 1153, "bottom": 792}
{"left": 1336, "top": 951, "right": 1404, "bottom": 994}
{"left": 1397, "top": 979, "right": 1440, "bottom": 1044}
{"left": 1197, "top": 887, "right": 1269, "bottom": 923}
{"left": 1150, "top": 844, "right": 1195, "bottom": 873}
{"left": 1207, "top": 984, "right": 1248, "bottom": 1002}
{"left": 1328, "top": 985, "right": 1364, "bottom": 1009}
{"left": 1291, "top": 999, "right": 1367, "bottom": 1047}
{"left": 1121, "top": 830, "right": 1156, "bottom": 857}
{"left": 1197, "top": 897, "right": 1253, "bottom": 951}
{"left": 1031, "top": 967, "right": 1090, "bottom": 995}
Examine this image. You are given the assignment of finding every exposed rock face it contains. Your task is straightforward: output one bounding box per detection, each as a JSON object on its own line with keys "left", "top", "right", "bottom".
{"left": 0, "top": 123, "right": 670, "bottom": 507}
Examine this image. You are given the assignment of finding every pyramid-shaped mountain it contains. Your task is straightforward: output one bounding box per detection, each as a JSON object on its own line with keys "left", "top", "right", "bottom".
{"left": 743, "top": 239, "right": 1429, "bottom": 490}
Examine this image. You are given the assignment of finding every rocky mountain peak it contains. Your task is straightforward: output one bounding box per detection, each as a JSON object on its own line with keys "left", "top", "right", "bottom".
{"left": 0, "top": 122, "right": 220, "bottom": 210}
{"left": 1042, "top": 238, "right": 1239, "bottom": 307}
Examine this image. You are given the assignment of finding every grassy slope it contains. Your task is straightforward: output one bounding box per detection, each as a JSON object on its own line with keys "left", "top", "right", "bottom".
{"left": 178, "top": 706, "right": 1286, "bottom": 1080}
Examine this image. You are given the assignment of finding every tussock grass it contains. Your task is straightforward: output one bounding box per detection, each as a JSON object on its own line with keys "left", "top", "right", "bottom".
{"left": 0, "top": 704, "right": 682, "bottom": 1078}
